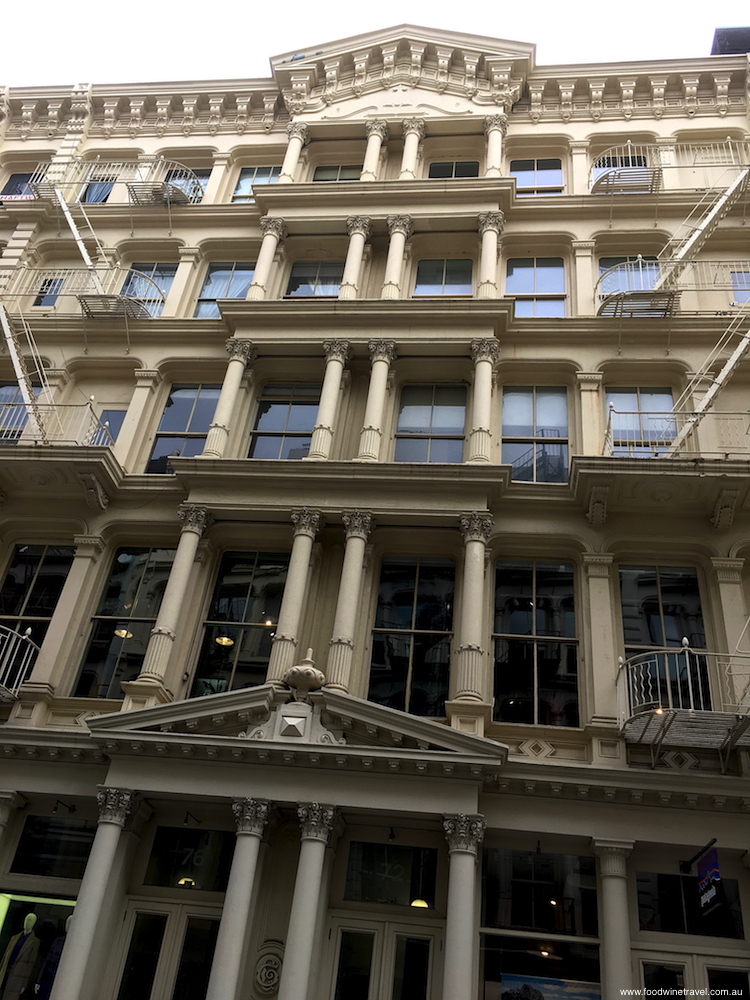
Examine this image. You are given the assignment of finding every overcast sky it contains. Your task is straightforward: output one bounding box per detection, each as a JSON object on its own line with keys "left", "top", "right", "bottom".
{"left": 4, "top": 0, "right": 748, "bottom": 88}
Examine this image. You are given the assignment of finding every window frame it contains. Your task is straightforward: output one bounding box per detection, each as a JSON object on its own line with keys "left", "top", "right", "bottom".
{"left": 285, "top": 261, "right": 346, "bottom": 298}
{"left": 120, "top": 262, "right": 178, "bottom": 318}
{"left": 412, "top": 259, "right": 473, "bottom": 297}
{"left": 427, "top": 161, "right": 480, "bottom": 179}
{"left": 0, "top": 172, "right": 34, "bottom": 200}
{"left": 501, "top": 385, "right": 569, "bottom": 484}
{"left": 231, "top": 165, "right": 281, "bottom": 203}
{"left": 248, "top": 383, "right": 321, "bottom": 461}
{"left": 312, "top": 164, "right": 362, "bottom": 182}
{"left": 505, "top": 257, "right": 566, "bottom": 317}
{"left": 509, "top": 157, "right": 564, "bottom": 195}
{"left": 194, "top": 262, "right": 256, "bottom": 318}
{"left": 146, "top": 383, "right": 221, "bottom": 474}
{"left": 604, "top": 386, "right": 675, "bottom": 458}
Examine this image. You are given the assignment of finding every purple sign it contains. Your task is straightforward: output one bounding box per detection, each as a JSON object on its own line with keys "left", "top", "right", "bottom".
{"left": 697, "top": 847, "right": 721, "bottom": 915}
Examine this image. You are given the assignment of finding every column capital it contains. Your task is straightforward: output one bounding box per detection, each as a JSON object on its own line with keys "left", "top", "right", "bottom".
{"left": 134, "top": 369, "right": 162, "bottom": 388}
{"left": 577, "top": 371, "right": 603, "bottom": 388}
{"left": 260, "top": 216, "right": 288, "bottom": 242}
{"left": 569, "top": 139, "right": 591, "bottom": 151}
{"left": 346, "top": 215, "right": 372, "bottom": 240}
{"left": 178, "top": 246, "right": 203, "bottom": 265}
{"left": 365, "top": 119, "right": 389, "bottom": 141}
{"left": 96, "top": 787, "right": 138, "bottom": 827}
{"left": 232, "top": 798, "right": 271, "bottom": 836}
{"left": 478, "top": 211, "right": 505, "bottom": 236}
{"left": 387, "top": 214, "right": 413, "bottom": 238}
{"left": 291, "top": 507, "right": 325, "bottom": 538}
{"left": 471, "top": 339, "right": 500, "bottom": 366}
{"left": 484, "top": 113, "right": 508, "bottom": 136}
{"left": 342, "top": 510, "right": 376, "bottom": 540}
{"left": 593, "top": 838, "right": 634, "bottom": 876}
{"left": 323, "top": 339, "right": 351, "bottom": 365}
{"left": 402, "top": 117, "right": 425, "bottom": 140}
{"left": 368, "top": 339, "right": 397, "bottom": 365}
{"left": 583, "top": 552, "right": 614, "bottom": 578}
{"left": 225, "top": 338, "right": 256, "bottom": 365}
{"left": 572, "top": 240, "right": 597, "bottom": 254}
{"left": 711, "top": 557, "right": 744, "bottom": 584}
{"left": 459, "top": 511, "right": 494, "bottom": 544}
{"left": 285, "top": 122, "right": 310, "bottom": 146}
{"left": 443, "top": 813, "right": 486, "bottom": 855}
{"left": 297, "top": 802, "right": 336, "bottom": 842}
{"left": 72, "top": 535, "right": 107, "bottom": 560}
{"left": 178, "top": 504, "right": 213, "bottom": 536}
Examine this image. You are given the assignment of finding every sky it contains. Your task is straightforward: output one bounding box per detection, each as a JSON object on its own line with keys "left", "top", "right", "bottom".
{"left": 3, "top": 0, "right": 749, "bottom": 88}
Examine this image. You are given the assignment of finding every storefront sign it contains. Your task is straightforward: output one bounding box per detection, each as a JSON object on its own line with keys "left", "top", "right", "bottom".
{"left": 697, "top": 847, "right": 722, "bottom": 916}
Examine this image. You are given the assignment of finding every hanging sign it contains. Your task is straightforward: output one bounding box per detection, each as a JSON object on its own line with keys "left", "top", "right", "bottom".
{"left": 697, "top": 847, "right": 722, "bottom": 916}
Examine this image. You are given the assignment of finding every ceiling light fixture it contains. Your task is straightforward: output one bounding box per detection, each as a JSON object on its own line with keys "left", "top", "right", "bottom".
{"left": 215, "top": 635, "right": 234, "bottom": 646}
{"left": 114, "top": 628, "right": 133, "bottom": 639}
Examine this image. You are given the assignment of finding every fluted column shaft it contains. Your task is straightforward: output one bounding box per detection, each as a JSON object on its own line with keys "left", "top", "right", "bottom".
{"left": 326, "top": 512, "right": 375, "bottom": 691}
{"left": 399, "top": 118, "right": 425, "bottom": 179}
{"left": 455, "top": 513, "right": 493, "bottom": 700}
{"left": 381, "top": 216, "right": 412, "bottom": 299}
{"left": 468, "top": 340, "right": 499, "bottom": 464}
{"left": 277, "top": 805, "right": 336, "bottom": 1000}
{"left": 307, "top": 342, "right": 349, "bottom": 459}
{"left": 248, "top": 218, "right": 287, "bottom": 300}
{"left": 203, "top": 340, "right": 255, "bottom": 458}
{"left": 50, "top": 789, "right": 138, "bottom": 1000}
{"left": 593, "top": 840, "right": 634, "bottom": 1000}
{"left": 279, "top": 123, "right": 309, "bottom": 184}
{"left": 357, "top": 341, "right": 396, "bottom": 461}
{"left": 267, "top": 510, "right": 324, "bottom": 682}
{"left": 477, "top": 212, "right": 504, "bottom": 299}
{"left": 138, "top": 506, "right": 211, "bottom": 682}
{"left": 205, "top": 800, "right": 270, "bottom": 1000}
{"left": 484, "top": 115, "right": 508, "bottom": 177}
{"left": 339, "top": 218, "right": 371, "bottom": 300}
{"left": 361, "top": 121, "right": 388, "bottom": 181}
{"left": 442, "top": 814, "right": 485, "bottom": 1000}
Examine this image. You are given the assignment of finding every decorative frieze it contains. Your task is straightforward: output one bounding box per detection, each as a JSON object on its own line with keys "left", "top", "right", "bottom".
{"left": 443, "top": 813, "right": 486, "bottom": 855}
{"left": 232, "top": 798, "right": 270, "bottom": 836}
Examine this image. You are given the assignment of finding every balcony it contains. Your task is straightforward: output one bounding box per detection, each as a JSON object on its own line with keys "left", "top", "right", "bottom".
{"left": 617, "top": 639, "right": 750, "bottom": 768}
{"left": 0, "top": 625, "right": 40, "bottom": 701}
{"left": 603, "top": 407, "right": 750, "bottom": 460}
{"left": 1, "top": 266, "right": 166, "bottom": 319}
{"left": 0, "top": 402, "right": 115, "bottom": 447}
{"left": 589, "top": 140, "right": 750, "bottom": 194}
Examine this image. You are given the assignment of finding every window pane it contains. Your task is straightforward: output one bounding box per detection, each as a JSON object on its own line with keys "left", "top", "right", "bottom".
{"left": 643, "top": 964, "right": 685, "bottom": 991}
{"left": 11, "top": 815, "right": 96, "bottom": 879}
{"left": 410, "top": 633, "right": 450, "bottom": 716}
{"left": 707, "top": 970, "right": 749, "bottom": 997}
{"left": 494, "top": 638, "right": 534, "bottom": 723}
{"left": 494, "top": 561, "right": 534, "bottom": 635}
{"left": 334, "top": 931, "right": 374, "bottom": 1000}
{"left": 502, "top": 441, "right": 535, "bottom": 481}
{"left": 313, "top": 166, "right": 339, "bottom": 181}
{"left": 145, "top": 827, "right": 234, "bottom": 891}
{"left": 368, "top": 632, "right": 409, "bottom": 711}
{"left": 248, "top": 435, "right": 283, "bottom": 459}
{"left": 339, "top": 165, "right": 362, "bottom": 180}
{"left": 286, "top": 263, "right": 318, "bottom": 296}
{"left": 255, "top": 400, "right": 291, "bottom": 432}
{"left": 230, "top": 626, "right": 274, "bottom": 689}
{"left": 506, "top": 259, "right": 535, "bottom": 294}
{"left": 535, "top": 562, "right": 575, "bottom": 637}
{"left": 536, "top": 442, "right": 568, "bottom": 482}
{"left": 189, "top": 387, "right": 220, "bottom": 432}
{"left": 397, "top": 386, "right": 433, "bottom": 433}
{"left": 432, "top": 385, "right": 466, "bottom": 433}
{"left": 455, "top": 161, "right": 480, "bottom": 178}
{"left": 75, "top": 619, "right": 153, "bottom": 698}
{"left": 536, "top": 259, "right": 565, "bottom": 293}
{"left": 443, "top": 259, "right": 472, "bottom": 293}
{"left": 502, "top": 388, "right": 534, "bottom": 437}
{"left": 513, "top": 299, "right": 535, "bottom": 317}
{"left": 535, "top": 388, "right": 568, "bottom": 436}
{"left": 158, "top": 387, "right": 198, "bottom": 433}
{"left": 392, "top": 937, "right": 430, "bottom": 1000}
{"left": 285, "top": 402, "right": 319, "bottom": 432}
{"left": 344, "top": 843, "right": 437, "bottom": 906}
{"left": 535, "top": 297, "right": 566, "bottom": 317}
{"left": 394, "top": 438, "right": 429, "bottom": 462}
{"left": 233, "top": 168, "right": 254, "bottom": 198}
{"left": 537, "top": 158, "right": 563, "bottom": 185}
{"left": 510, "top": 160, "right": 535, "bottom": 187}
{"left": 97, "top": 548, "right": 150, "bottom": 616}
{"left": 0, "top": 545, "right": 44, "bottom": 617}
{"left": 116, "top": 913, "right": 167, "bottom": 1000}
{"left": 428, "top": 162, "right": 453, "bottom": 178}
{"left": 279, "top": 435, "right": 311, "bottom": 459}
{"left": 414, "top": 260, "right": 445, "bottom": 296}
{"left": 146, "top": 436, "right": 187, "bottom": 472}
{"left": 225, "top": 266, "right": 254, "bottom": 297}
{"left": 428, "top": 438, "right": 463, "bottom": 462}
{"left": 200, "top": 265, "right": 234, "bottom": 298}
{"left": 171, "top": 917, "right": 220, "bottom": 1000}
{"left": 375, "top": 560, "right": 418, "bottom": 629}
{"left": 316, "top": 262, "right": 344, "bottom": 295}
{"left": 414, "top": 559, "right": 454, "bottom": 630}
{"left": 191, "top": 625, "right": 238, "bottom": 696}
{"left": 537, "top": 641, "right": 578, "bottom": 725}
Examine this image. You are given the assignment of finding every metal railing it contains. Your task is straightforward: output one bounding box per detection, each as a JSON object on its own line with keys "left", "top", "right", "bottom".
{"left": 0, "top": 625, "right": 40, "bottom": 698}
{"left": 589, "top": 139, "right": 750, "bottom": 192}
{"left": 603, "top": 407, "right": 750, "bottom": 458}
{"left": 0, "top": 402, "right": 115, "bottom": 446}
{"left": 595, "top": 258, "right": 750, "bottom": 316}
{"left": 1, "top": 266, "right": 166, "bottom": 319}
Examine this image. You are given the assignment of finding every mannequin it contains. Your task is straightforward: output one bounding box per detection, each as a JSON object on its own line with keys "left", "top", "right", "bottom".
{"left": 34, "top": 916, "right": 72, "bottom": 1000}
{"left": 0, "top": 912, "right": 40, "bottom": 1000}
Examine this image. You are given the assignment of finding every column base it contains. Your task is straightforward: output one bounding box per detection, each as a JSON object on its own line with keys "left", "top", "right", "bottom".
{"left": 467, "top": 427, "right": 491, "bottom": 464}
{"left": 357, "top": 426, "right": 382, "bottom": 461}
{"left": 7, "top": 682, "right": 55, "bottom": 728}
{"left": 380, "top": 281, "right": 401, "bottom": 300}
{"left": 477, "top": 280, "right": 498, "bottom": 299}
{"left": 247, "top": 283, "right": 266, "bottom": 301}
{"left": 305, "top": 425, "right": 333, "bottom": 461}
{"left": 202, "top": 422, "right": 230, "bottom": 459}
{"left": 326, "top": 638, "right": 354, "bottom": 691}
{"left": 120, "top": 677, "right": 174, "bottom": 712}
{"left": 445, "top": 700, "right": 492, "bottom": 737}
{"left": 484, "top": 167, "right": 502, "bottom": 178}
{"left": 338, "top": 282, "right": 358, "bottom": 300}
{"left": 398, "top": 169, "right": 416, "bottom": 180}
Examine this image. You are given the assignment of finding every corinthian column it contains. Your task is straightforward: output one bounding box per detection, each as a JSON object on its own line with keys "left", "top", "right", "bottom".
{"left": 279, "top": 122, "right": 309, "bottom": 184}
{"left": 205, "top": 799, "right": 270, "bottom": 1000}
{"left": 203, "top": 339, "right": 256, "bottom": 458}
{"left": 381, "top": 215, "right": 412, "bottom": 299}
{"left": 357, "top": 341, "right": 396, "bottom": 461}
{"left": 277, "top": 804, "right": 337, "bottom": 1000}
{"left": 50, "top": 789, "right": 138, "bottom": 1000}
{"left": 307, "top": 341, "right": 349, "bottom": 459}
{"left": 593, "top": 839, "right": 634, "bottom": 999}
{"left": 339, "top": 217, "right": 371, "bottom": 300}
{"left": 455, "top": 513, "right": 493, "bottom": 701}
{"left": 477, "top": 212, "right": 504, "bottom": 299}
{"left": 484, "top": 114, "right": 508, "bottom": 177}
{"left": 326, "top": 512, "right": 375, "bottom": 691}
{"left": 442, "top": 814, "right": 486, "bottom": 1000}
{"left": 248, "top": 217, "right": 287, "bottom": 300}
{"left": 468, "top": 340, "right": 499, "bottom": 463}
{"left": 399, "top": 118, "right": 425, "bottom": 179}
{"left": 135, "top": 506, "right": 212, "bottom": 686}
{"left": 267, "top": 509, "right": 325, "bottom": 683}
{"left": 361, "top": 120, "right": 389, "bottom": 181}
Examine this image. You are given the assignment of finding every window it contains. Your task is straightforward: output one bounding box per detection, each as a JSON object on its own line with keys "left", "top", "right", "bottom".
{"left": 80, "top": 173, "right": 115, "bottom": 203}
{"left": 413, "top": 259, "right": 472, "bottom": 296}
{"left": 506, "top": 258, "right": 565, "bottom": 316}
{"left": 637, "top": 872, "right": 743, "bottom": 938}
{"left": 231, "top": 165, "right": 281, "bottom": 203}
{"left": 0, "top": 543, "right": 75, "bottom": 646}
{"left": 493, "top": 560, "right": 578, "bottom": 726}
{"left": 248, "top": 383, "right": 320, "bottom": 460}
{"left": 731, "top": 270, "right": 750, "bottom": 304}
{"left": 502, "top": 386, "right": 568, "bottom": 483}
{"left": 73, "top": 546, "right": 175, "bottom": 699}
{"left": 0, "top": 383, "right": 42, "bottom": 444}
{"left": 618, "top": 565, "right": 710, "bottom": 711}
{"left": 144, "top": 827, "right": 234, "bottom": 890}
{"left": 368, "top": 556, "right": 454, "bottom": 717}
{"left": 98, "top": 409, "right": 126, "bottom": 444}
{"left": 605, "top": 387, "right": 675, "bottom": 457}
{"left": 313, "top": 165, "right": 362, "bottom": 181}
{"left": 0, "top": 172, "right": 34, "bottom": 199}
{"left": 394, "top": 385, "right": 466, "bottom": 463}
{"left": 599, "top": 256, "right": 659, "bottom": 296}
{"left": 11, "top": 815, "right": 97, "bottom": 880}
{"left": 146, "top": 383, "right": 220, "bottom": 473}
{"left": 165, "top": 167, "right": 211, "bottom": 202}
{"left": 189, "top": 550, "right": 289, "bottom": 697}
{"left": 481, "top": 935, "right": 600, "bottom": 1000}
{"left": 345, "top": 843, "right": 438, "bottom": 907}
{"left": 120, "top": 263, "right": 177, "bottom": 318}
{"left": 285, "top": 261, "right": 345, "bottom": 297}
{"left": 593, "top": 153, "right": 648, "bottom": 181}
{"left": 194, "top": 263, "right": 256, "bottom": 317}
{"left": 510, "top": 158, "right": 563, "bottom": 194}
{"left": 483, "top": 849, "right": 598, "bottom": 935}
{"left": 427, "top": 161, "right": 479, "bottom": 178}
{"left": 32, "top": 277, "right": 64, "bottom": 307}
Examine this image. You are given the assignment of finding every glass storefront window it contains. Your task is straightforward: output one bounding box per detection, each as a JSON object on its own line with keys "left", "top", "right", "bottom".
{"left": 637, "top": 872, "right": 744, "bottom": 938}
{"left": 144, "top": 828, "right": 234, "bottom": 892}
{"left": 0, "top": 893, "right": 76, "bottom": 1000}
{"left": 344, "top": 843, "right": 438, "bottom": 908}
{"left": 481, "top": 934, "right": 600, "bottom": 1000}
{"left": 11, "top": 816, "right": 96, "bottom": 880}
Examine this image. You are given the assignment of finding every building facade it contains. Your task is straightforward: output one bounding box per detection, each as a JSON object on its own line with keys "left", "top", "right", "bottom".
{"left": 0, "top": 23, "right": 749, "bottom": 1000}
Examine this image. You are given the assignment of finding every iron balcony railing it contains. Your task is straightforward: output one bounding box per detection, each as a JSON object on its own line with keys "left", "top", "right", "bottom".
{"left": 589, "top": 139, "right": 750, "bottom": 193}
{"left": 1, "top": 266, "right": 167, "bottom": 319}
{"left": 595, "top": 258, "right": 750, "bottom": 317}
{"left": 0, "top": 401, "right": 115, "bottom": 447}
{"left": 0, "top": 625, "right": 41, "bottom": 699}
{"left": 603, "top": 407, "right": 750, "bottom": 459}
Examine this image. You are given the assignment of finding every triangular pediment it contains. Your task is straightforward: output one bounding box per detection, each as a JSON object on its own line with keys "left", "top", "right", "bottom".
{"left": 269, "top": 24, "right": 534, "bottom": 120}
{"left": 85, "top": 684, "right": 508, "bottom": 778}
